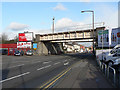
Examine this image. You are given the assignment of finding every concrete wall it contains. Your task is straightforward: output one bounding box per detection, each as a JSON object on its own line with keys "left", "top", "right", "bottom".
{"left": 37, "top": 42, "right": 48, "bottom": 55}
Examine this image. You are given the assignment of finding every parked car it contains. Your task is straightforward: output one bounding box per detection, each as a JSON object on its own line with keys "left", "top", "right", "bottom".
{"left": 113, "top": 58, "right": 120, "bottom": 66}
{"left": 26, "top": 50, "right": 33, "bottom": 56}
{"left": 103, "top": 45, "right": 120, "bottom": 66}
{"left": 1, "top": 49, "right": 8, "bottom": 55}
{"left": 14, "top": 50, "right": 24, "bottom": 56}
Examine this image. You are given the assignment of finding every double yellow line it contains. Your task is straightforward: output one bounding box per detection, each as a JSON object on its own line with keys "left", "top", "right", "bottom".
{"left": 40, "top": 60, "right": 82, "bottom": 89}
{"left": 40, "top": 67, "right": 71, "bottom": 89}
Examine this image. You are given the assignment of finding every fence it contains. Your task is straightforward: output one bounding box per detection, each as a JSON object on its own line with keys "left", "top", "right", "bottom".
{"left": 97, "top": 60, "right": 120, "bottom": 88}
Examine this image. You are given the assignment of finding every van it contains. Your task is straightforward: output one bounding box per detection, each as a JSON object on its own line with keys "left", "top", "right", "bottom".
{"left": 103, "top": 44, "right": 120, "bottom": 66}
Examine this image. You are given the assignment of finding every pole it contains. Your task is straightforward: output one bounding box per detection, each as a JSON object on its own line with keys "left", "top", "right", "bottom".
{"left": 52, "top": 17, "right": 55, "bottom": 33}
{"left": 92, "top": 11, "right": 95, "bottom": 55}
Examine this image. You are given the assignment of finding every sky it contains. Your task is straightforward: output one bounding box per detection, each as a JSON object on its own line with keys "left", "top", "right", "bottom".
{"left": 0, "top": 0, "right": 119, "bottom": 46}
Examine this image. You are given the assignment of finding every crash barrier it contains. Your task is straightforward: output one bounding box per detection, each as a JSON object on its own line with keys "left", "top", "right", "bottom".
{"left": 97, "top": 60, "right": 120, "bottom": 88}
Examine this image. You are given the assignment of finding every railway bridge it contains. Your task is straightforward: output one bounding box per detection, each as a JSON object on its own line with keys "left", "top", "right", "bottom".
{"left": 36, "top": 24, "right": 105, "bottom": 55}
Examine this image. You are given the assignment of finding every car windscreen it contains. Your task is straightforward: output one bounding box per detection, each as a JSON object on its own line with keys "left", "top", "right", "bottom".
{"left": 15, "top": 51, "right": 20, "bottom": 53}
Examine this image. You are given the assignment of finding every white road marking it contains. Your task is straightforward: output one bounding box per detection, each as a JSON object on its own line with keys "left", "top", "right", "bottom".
{"left": 37, "top": 65, "right": 51, "bottom": 71}
{"left": 64, "top": 60, "right": 67, "bottom": 62}
{"left": 8, "top": 64, "right": 24, "bottom": 68}
{"left": 54, "top": 62, "right": 60, "bottom": 65}
{"left": 32, "top": 61, "right": 41, "bottom": 64}
{"left": 12, "top": 61, "right": 30, "bottom": 63}
{"left": 44, "top": 65, "right": 51, "bottom": 68}
{"left": 0, "top": 72, "right": 30, "bottom": 83}
{"left": 64, "top": 62, "right": 69, "bottom": 66}
{"left": 43, "top": 61, "right": 51, "bottom": 64}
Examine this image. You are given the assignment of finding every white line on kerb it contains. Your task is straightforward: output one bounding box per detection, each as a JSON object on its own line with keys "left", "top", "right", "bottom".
{"left": 8, "top": 64, "right": 24, "bottom": 68}
{"left": 37, "top": 65, "right": 51, "bottom": 71}
{"left": 54, "top": 62, "right": 60, "bottom": 65}
{"left": 0, "top": 72, "right": 30, "bottom": 83}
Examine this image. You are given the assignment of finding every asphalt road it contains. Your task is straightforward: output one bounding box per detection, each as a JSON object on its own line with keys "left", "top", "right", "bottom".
{"left": 1, "top": 53, "right": 112, "bottom": 89}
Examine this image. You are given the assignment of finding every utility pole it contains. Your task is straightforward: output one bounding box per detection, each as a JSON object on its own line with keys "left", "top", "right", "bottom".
{"left": 52, "top": 17, "right": 55, "bottom": 33}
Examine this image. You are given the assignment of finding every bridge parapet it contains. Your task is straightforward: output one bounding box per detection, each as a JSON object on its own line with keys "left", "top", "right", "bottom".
{"left": 36, "top": 27, "right": 105, "bottom": 42}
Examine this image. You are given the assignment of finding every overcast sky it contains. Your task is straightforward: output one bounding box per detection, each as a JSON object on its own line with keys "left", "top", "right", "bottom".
{"left": 1, "top": 0, "right": 119, "bottom": 42}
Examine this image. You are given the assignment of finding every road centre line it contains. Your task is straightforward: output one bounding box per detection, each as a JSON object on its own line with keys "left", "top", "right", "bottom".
{"left": 64, "top": 60, "right": 67, "bottom": 62}
{"left": 40, "top": 66, "right": 72, "bottom": 88}
{"left": 40, "top": 68, "right": 71, "bottom": 89}
{"left": 44, "top": 68, "right": 71, "bottom": 88}
{"left": 32, "top": 61, "right": 41, "bottom": 64}
{"left": 54, "top": 62, "right": 60, "bottom": 65}
{"left": 8, "top": 64, "right": 24, "bottom": 68}
{"left": 64, "top": 62, "right": 69, "bottom": 66}
{"left": 37, "top": 65, "right": 51, "bottom": 71}
{"left": 40, "top": 60, "right": 84, "bottom": 88}
{"left": 43, "top": 61, "right": 51, "bottom": 64}
{"left": 0, "top": 72, "right": 30, "bottom": 83}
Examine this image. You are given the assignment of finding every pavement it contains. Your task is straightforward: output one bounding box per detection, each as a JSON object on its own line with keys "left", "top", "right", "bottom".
{"left": 1, "top": 53, "right": 113, "bottom": 89}
{"left": 55, "top": 54, "right": 113, "bottom": 88}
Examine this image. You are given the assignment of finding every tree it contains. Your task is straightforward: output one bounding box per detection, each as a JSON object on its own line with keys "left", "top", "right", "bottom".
{"left": 1, "top": 33, "right": 8, "bottom": 44}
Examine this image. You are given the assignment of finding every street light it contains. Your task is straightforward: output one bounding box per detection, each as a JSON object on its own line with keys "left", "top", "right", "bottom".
{"left": 81, "top": 10, "right": 95, "bottom": 55}
{"left": 52, "top": 16, "right": 55, "bottom": 33}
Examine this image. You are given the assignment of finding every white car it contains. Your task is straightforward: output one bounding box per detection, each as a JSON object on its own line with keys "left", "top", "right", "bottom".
{"left": 103, "top": 45, "right": 120, "bottom": 66}
{"left": 113, "top": 58, "right": 120, "bottom": 65}
{"left": 26, "top": 50, "right": 33, "bottom": 56}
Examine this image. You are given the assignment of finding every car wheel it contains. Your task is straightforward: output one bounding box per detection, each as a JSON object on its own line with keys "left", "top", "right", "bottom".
{"left": 108, "top": 61, "right": 113, "bottom": 67}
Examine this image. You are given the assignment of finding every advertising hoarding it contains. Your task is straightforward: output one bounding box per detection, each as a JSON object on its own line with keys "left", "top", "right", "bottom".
{"left": 98, "top": 28, "right": 120, "bottom": 47}
{"left": 17, "top": 42, "right": 31, "bottom": 48}
{"left": 98, "top": 29, "right": 111, "bottom": 47}
{"left": 111, "top": 28, "right": 119, "bottom": 47}
{"left": 19, "top": 32, "right": 33, "bottom": 41}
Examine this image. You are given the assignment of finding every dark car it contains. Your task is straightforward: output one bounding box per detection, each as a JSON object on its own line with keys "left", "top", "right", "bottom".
{"left": 1, "top": 49, "right": 8, "bottom": 55}
{"left": 14, "top": 50, "right": 24, "bottom": 56}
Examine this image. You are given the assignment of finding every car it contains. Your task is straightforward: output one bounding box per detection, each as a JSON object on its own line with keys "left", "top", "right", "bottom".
{"left": 113, "top": 58, "right": 120, "bottom": 66}
{"left": 26, "top": 50, "right": 33, "bottom": 56}
{"left": 1, "top": 49, "right": 8, "bottom": 55}
{"left": 14, "top": 50, "right": 24, "bottom": 56}
{"left": 102, "top": 45, "right": 120, "bottom": 66}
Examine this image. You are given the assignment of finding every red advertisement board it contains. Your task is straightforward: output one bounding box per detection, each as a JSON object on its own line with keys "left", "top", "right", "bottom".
{"left": 19, "top": 33, "right": 33, "bottom": 41}
{"left": 19, "top": 33, "right": 27, "bottom": 41}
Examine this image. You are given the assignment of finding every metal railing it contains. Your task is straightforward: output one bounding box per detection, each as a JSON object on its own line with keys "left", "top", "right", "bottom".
{"left": 107, "top": 66, "right": 116, "bottom": 87}
{"left": 97, "top": 60, "right": 120, "bottom": 88}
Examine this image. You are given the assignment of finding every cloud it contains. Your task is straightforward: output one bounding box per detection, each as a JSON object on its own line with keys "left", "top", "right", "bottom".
{"left": 55, "top": 18, "right": 84, "bottom": 32}
{"left": 95, "top": 4, "right": 118, "bottom": 28}
{"left": 53, "top": 3, "right": 67, "bottom": 11}
{"left": 7, "top": 22, "right": 29, "bottom": 31}
{"left": 80, "top": 0, "right": 90, "bottom": 2}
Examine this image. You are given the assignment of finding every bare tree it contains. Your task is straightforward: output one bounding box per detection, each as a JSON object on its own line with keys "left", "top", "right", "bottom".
{"left": 14, "top": 35, "right": 18, "bottom": 43}
{"left": 2, "top": 33, "right": 8, "bottom": 44}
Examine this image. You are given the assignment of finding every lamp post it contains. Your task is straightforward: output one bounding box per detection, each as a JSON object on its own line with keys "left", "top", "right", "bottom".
{"left": 52, "top": 17, "right": 55, "bottom": 33}
{"left": 81, "top": 10, "right": 95, "bottom": 55}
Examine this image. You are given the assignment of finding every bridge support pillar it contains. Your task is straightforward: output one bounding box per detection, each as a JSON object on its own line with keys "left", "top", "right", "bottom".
{"left": 37, "top": 42, "right": 48, "bottom": 55}
{"left": 52, "top": 43, "right": 64, "bottom": 54}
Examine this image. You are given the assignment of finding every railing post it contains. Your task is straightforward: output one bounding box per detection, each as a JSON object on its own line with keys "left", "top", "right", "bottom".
{"left": 118, "top": 66, "right": 120, "bottom": 88}
{"left": 108, "top": 66, "right": 116, "bottom": 87}
{"left": 107, "top": 66, "right": 109, "bottom": 79}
